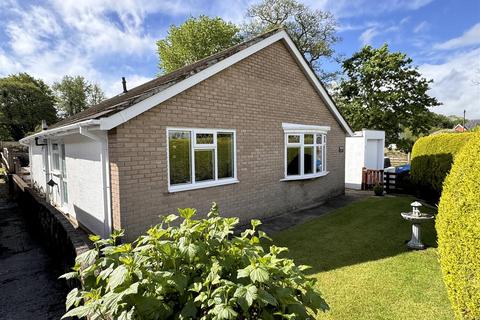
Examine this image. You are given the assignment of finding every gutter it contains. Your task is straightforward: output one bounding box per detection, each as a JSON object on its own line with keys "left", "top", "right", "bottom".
{"left": 19, "top": 119, "right": 102, "bottom": 146}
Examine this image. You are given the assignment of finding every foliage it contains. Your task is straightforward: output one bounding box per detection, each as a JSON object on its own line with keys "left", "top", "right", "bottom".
{"left": 0, "top": 73, "right": 57, "bottom": 141}
{"left": 410, "top": 133, "right": 474, "bottom": 202}
{"left": 244, "top": 0, "right": 339, "bottom": 81}
{"left": 373, "top": 183, "right": 383, "bottom": 196}
{"left": 52, "top": 75, "right": 106, "bottom": 118}
{"left": 157, "top": 16, "right": 242, "bottom": 74}
{"left": 437, "top": 133, "right": 480, "bottom": 320}
{"left": 335, "top": 44, "right": 441, "bottom": 145}
{"left": 61, "top": 204, "right": 327, "bottom": 319}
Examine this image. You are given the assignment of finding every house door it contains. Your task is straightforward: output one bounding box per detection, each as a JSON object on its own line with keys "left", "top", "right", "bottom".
{"left": 49, "top": 142, "right": 68, "bottom": 211}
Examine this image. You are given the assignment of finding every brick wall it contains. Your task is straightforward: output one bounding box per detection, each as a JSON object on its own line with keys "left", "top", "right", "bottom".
{"left": 108, "top": 40, "right": 347, "bottom": 240}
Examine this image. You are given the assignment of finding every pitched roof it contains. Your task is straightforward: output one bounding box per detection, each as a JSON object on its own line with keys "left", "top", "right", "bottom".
{"left": 49, "top": 28, "right": 282, "bottom": 129}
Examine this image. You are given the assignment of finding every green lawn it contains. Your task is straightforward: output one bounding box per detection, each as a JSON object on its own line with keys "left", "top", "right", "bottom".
{"left": 273, "top": 195, "right": 454, "bottom": 320}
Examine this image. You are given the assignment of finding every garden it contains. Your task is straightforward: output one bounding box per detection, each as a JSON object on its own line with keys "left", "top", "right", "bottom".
{"left": 61, "top": 132, "right": 479, "bottom": 319}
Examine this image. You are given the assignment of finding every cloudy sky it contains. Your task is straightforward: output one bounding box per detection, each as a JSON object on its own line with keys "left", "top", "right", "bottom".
{"left": 0, "top": 0, "right": 479, "bottom": 118}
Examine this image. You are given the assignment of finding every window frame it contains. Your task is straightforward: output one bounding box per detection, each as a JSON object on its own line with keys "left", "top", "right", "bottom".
{"left": 167, "top": 127, "right": 238, "bottom": 192}
{"left": 282, "top": 123, "right": 330, "bottom": 181}
{"left": 50, "top": 141, "right": 61, "bottom": 174}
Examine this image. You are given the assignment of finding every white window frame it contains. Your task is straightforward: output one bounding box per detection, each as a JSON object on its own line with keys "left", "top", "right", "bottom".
{"left": 60, "top": 143, "right": 68, "bottom": 208}
{"left": 167, "top": 128, "right": 238, "bottom": 192}
{"left": 50, "top": 141, "right": 61, "bottom": 174}
{"left": 282, "top": 123, "right": 330, "bottom": 181}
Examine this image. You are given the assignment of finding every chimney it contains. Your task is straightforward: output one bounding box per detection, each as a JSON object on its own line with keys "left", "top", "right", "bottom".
{"left": 41, "top": 120, "right": 48, "bottom": 130}
{"left": 122, "top": 77, "right": 127, "bottom": 93}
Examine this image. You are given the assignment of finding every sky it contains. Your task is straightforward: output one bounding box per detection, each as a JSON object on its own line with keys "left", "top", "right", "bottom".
{"left": 0, "top": 0, "right": 479, "bottom": 118}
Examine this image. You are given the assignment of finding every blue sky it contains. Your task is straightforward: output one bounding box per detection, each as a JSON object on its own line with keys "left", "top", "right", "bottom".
{"left": 0, "top": 0, "right": 479, "bottom": 118}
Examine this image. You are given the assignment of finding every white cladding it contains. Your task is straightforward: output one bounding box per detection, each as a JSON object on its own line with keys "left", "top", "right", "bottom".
{"left": 29, "top": 133, "right": 107, "bottom": 237}
{"left": 345, "top": 130, "right": 385, "bottom": 189}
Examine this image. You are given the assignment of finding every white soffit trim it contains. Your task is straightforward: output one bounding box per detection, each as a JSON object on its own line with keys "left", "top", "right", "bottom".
{"left": 282, "top": 122, "right": 331, "bottom": 133}
{"left": 99, "top": 30, "right": 354, "bottom": 136}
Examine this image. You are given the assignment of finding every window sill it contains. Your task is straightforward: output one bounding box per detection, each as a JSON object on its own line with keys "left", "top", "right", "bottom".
{"left": 280, "top": 171, "right": 330, "bottom": 182}
{"left": 169, "top": 178, "right": 239, "bottom": 193}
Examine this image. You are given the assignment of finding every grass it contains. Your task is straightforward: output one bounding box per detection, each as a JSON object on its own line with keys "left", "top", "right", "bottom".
{"left": 273, "top": 195, "right": 454, "bottom": 320}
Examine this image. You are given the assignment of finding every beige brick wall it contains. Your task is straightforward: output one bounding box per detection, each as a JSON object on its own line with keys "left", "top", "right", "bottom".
{"left": 108, "top": 40, "right": 347, "bottom": 240}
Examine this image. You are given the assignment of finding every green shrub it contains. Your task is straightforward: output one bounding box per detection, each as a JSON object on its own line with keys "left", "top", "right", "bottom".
{"left": 437, "top": 134, "right": 480, "bottom": 320}
{"left": 410, "top": 133, "right": 474, "bottom": 201}
{"left": 61, "top": 204, "right": 327, "bottom": 319}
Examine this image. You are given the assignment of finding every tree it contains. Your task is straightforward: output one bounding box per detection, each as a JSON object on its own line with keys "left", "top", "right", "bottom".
{"left": 157, "top": 16, "right": 242, "bottom": 74}
{"left": 0, "top": 73, "right": 57, "bottom": 141}
{"left": 335, "top": 44, "right": 441, "bottom": 144}
{"left": 244, "top": 0, "right": 339, "bottom": 81}
{"left": 53, "top": 75, "right": 106, "bottom": 118}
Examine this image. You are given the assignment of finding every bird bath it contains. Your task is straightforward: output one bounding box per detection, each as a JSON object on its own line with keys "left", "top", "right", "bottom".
{"left": 401, "top": 201, "right": 434, "bottom": 250}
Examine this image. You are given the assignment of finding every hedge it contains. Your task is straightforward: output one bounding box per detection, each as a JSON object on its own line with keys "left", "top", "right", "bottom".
{"left": 436, "top": 133, "right": 480, "bottom": 319}
{"left": 410, "top": 133, "right": 474, "bottom": 201}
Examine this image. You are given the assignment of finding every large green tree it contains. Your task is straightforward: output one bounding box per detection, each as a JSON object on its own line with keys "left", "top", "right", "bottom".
{"left": 53, "top": 75, "right": 106, "bottom": 118}
{"left": 157, "top": 16, "right": 242, "bottom": 74}
{"left": 0, "top": 73, "right": 57, "bottom": 141}
{"left": 244, "top": 0, "right": 339, "bottom": 81}
{"left": 335, "top": 44, "right": 441, "bottom": 144}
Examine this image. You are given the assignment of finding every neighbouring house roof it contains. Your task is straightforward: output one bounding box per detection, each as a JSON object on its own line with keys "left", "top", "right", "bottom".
{"left": 21, "top": 28, "right": 353, "bottom": 143}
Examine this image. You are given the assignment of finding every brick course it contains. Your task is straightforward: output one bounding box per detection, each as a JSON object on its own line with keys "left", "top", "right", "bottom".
{"left": 108, "top": 40, "right": 347, "bottom": 240}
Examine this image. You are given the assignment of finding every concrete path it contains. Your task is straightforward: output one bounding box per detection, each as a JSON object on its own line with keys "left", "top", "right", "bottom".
{"left": 259, "top": 189, "right": 372, "bottom": 234}
{"left": 0, "top": 178, "right": 65, "bottom": 319}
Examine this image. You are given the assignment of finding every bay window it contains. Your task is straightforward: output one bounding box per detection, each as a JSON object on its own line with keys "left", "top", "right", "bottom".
{"left": 168, "top": 128, "right": 237, "bottom": 192}
{"left": 283, "top": 123, "right": 329, "bottom": 180}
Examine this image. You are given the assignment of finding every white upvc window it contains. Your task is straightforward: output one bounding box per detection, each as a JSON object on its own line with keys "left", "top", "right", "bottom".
{"left": 51, "top": 142, "right": 60, "bottom": 172}
{"left": 282, "top": 123, "right": 330, "bottom": 181}
{"left": 167, "top": 128, "right": 238, "bottom": 192}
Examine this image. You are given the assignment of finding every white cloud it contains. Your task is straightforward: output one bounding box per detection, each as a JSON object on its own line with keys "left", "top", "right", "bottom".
{"left": 359, "top": 27, "right": 380, "bottom": 45}
{"left": 413, "top": 21, "right": 429, "bottom": 33}
{"left": 310, "top": 0, "right": 434, "bottom": 18}
{"left": 420, "top": 48, "right": 480, "bottom": 118}
{"left": 434, "top": 23, "right": 480, "bottom": 50}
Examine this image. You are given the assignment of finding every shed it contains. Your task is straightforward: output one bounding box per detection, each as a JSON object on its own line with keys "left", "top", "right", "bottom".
{"left": 345, "top": 129, "right": 385, "bottom": 189}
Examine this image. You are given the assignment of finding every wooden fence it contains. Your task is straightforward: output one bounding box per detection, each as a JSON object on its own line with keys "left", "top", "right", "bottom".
{"left": 361, "top": 168, "right": 384, "bottom": 190}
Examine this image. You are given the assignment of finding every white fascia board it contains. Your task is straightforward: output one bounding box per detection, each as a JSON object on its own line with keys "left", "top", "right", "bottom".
{"left": 99, "top": 30, "right": 353, "bottom": 136}
{"left": 19, "top": 119, "right": 101, "bottom": 145}
{"left": 282, "top": 122, "right": 331, "bottom": 133}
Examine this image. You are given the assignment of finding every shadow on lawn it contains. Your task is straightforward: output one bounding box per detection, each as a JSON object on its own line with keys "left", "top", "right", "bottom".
{"left": 272, "top": 196, "right": 438, "bottom": 274}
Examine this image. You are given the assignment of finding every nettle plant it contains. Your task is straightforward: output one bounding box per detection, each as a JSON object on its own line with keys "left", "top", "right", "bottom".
{"left": 61, "top": 203, "right": 327, "bottom": 319}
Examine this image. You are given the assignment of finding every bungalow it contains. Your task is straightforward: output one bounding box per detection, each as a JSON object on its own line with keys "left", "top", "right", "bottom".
{"left": 20, "top": 29, "right": 353, "bottom": 240}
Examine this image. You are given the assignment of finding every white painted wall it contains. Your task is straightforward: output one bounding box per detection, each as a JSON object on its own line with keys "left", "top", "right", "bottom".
{"left": 28, "top": 133, "right": 107, "bottom": 237}
{"left": 345, "top": 130, "right": 385, "bottom": 189}
{"left": 29, "top": 143, "right": 48, "bottom": 193}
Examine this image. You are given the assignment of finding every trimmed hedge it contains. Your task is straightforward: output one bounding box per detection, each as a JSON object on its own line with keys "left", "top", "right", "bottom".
{"left": 437, "top": 133, "right": 480, "bottom": 319}
{"left": 410, "top": 133, "right": 474, "bottom": 201}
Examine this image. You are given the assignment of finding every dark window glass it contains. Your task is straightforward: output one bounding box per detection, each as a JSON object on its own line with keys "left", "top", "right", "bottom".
{"left": 195, "top": 149, "right": 214, "bottom": 181}
{"left": 304, "top": 146, "right": 314, "bottom": 174}
{"left": 169, "top": 131, "right": 191, "bottom": 185}
{"left": 217, "top": 133, "right": 234, "bottom": 179}
{"left": 287, "top": 147, "right": 300, "bottom": 176}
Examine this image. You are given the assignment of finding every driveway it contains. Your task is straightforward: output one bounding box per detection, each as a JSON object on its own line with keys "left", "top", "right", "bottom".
{"left": 0, "top": 179, "right": 65, "bottom": 319}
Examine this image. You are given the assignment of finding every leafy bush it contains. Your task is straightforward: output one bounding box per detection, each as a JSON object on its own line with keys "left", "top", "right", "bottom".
{"left": 437, "top": 134, "right": 480, "bottom": 320}
{"left": 410, "top": 133, "right": 474, "bottom": 201}
{"left": 61, "top": 203, "right": 327, "bottom": 319}
{"left": 373, "top": 183, "right": 383, "bottom": 196}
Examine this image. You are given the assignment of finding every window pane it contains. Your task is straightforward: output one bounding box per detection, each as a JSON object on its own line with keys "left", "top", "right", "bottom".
{"left": 61, "top": 144, "right": 66, "bottom": 177}
{"left": 169, "top": 131, "right": 191, "bottom": 185}
{"left": 62, "top": 181, "right": 68, "bottom": 204}
{"left": 196, "top": 133, "right": 214, "bottom": 145}
{"left": 304, "top": 134, "right": 314, "bottom": 144}
{"left": 287, "top": 147, "right": 300, "bottom": 176}
{"left": 195, "top": 150, "right": 214, "bottom": 182}
{"left": 217, "top": 133, "right": 234, "bottom": 179}
{"left": 316, "top": 134, "right": 323, "bottom": 145}
{"left": 304, "top": 146, "right": 314, "bottom": 174}
{"left": 52, "top": 143, "right": 58, "bottom": 151}
{"left": 288, "top": 135, "right": 300, "bottom": 143}
{"left": 53, "top": 154, "right": 60, "bottom": 171}
{"left": 316, "top": 145, "right": 323, "bottom": 172}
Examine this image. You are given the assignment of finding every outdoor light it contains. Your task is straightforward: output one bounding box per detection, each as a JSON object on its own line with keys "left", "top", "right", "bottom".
{"left": 338, "top": 146, "right": 344, "bottom": 153}
{"left": 47, "top": 179, "right": 57, "bottom": 187}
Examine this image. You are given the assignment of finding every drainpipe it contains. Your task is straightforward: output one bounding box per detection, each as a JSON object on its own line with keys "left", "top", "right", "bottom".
{"left": 79, "top": 126, "right": 113, "bottom": 238}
